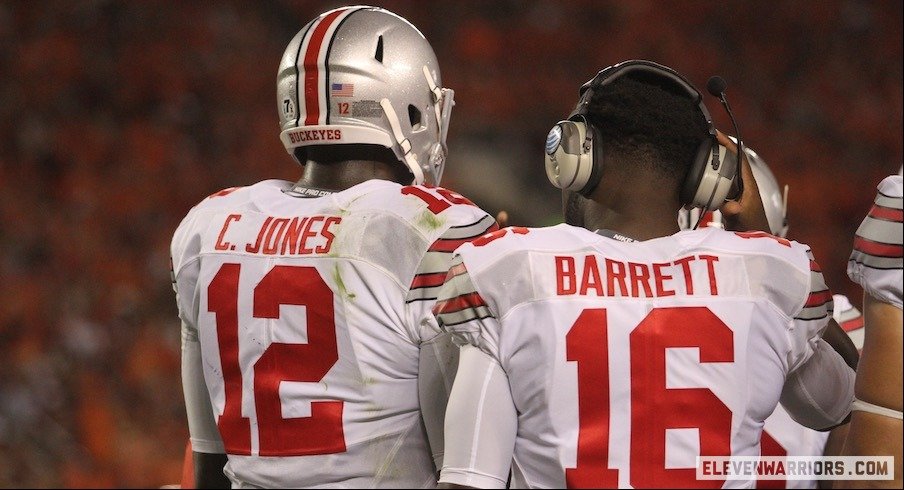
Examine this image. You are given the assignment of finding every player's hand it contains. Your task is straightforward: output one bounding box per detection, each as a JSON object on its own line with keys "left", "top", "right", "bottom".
{"left": 495, "top": 210, "right": 509, "bottom": 228}
{"left": 821, "top": 318, "right": 859, "bottom": 371}
{"left": 717, "top": 130, "right": 771, "bottom": 233}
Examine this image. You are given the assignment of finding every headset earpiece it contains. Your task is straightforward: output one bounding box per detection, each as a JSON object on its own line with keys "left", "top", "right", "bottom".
{"left": 681, "top": 142, "right": 740, "bottom": 211}
{"left": 544, "top": 117, "right": 603, "bottom": 196}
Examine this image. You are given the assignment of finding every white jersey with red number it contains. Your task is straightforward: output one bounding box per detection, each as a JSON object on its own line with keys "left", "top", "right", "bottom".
{"left": 758, "top": 294, "right": 862, "bottom": 490}
{"left": 171, "top": 179, "right": 496, "bottom": 488}
{"left": 434, "top": 224, "right": 844, "bottom": 489}
{"left": 848, "top": 175, "right": 903, "bottom": 310}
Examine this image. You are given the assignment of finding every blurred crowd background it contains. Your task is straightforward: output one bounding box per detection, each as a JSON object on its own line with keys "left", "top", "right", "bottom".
{"left": 1, "top": 0, "right": 901, "bottom": 487}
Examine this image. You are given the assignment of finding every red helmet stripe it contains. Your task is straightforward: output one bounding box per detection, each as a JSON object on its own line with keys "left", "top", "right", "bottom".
{"left": 302, "top": 8, "right": 347, "bottom": 126}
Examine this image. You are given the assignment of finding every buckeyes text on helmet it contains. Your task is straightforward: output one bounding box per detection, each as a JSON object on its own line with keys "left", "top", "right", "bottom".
{"left": 276, "top": 6, "right": 454, "bottom": 186}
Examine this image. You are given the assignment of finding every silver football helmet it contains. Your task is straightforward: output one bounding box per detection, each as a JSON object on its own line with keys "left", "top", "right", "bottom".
{"left": 745, "top": 146, "right": 789, "bottom": 237}
{"left": 276, "top": 6, "right": 454, "bottom": 185}
{"left": 678, "top": 143, "right": 789, "bottom": 237}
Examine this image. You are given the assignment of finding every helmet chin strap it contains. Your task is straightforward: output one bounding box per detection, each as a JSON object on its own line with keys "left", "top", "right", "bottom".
{"left": 423, "top": 66, "right": 454, "bottom": 185}
{"left": 423, "top": 66, "right": 444, "bottom": 132}
{"left": 380, "top": 97, "right": 424, "bottom": 185}
{"left": 379, "top": 65, "right": 454, "bottom": 186}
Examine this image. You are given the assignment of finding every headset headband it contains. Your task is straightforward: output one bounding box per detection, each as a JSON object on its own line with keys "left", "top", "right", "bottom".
{"left": 569, "top": 60, "right": 716, "bottom": 140}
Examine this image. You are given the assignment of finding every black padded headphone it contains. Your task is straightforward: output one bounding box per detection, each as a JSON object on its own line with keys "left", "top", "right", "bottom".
{"left": 544, "top": 60, "right": 739, "bottom": 211}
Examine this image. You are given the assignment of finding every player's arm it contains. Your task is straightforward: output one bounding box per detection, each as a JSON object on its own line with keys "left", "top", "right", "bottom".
{"left": 780, "top": 336, "right": 855, "bottom": 431}
{"left": 437, "top": 345, "right": 517, "bottom": 490}
{"left": 836, "top": 294, "right": 903, "bottom": 488}
{"left": 192, "top": 453, "right": 229, "bottom": 489}
{"left": 821, "top": 317, "right": 859, "bottom": 371}
{"left": 432, "top": 255, "right": 516, "bottom": 489}
{"left": 823, "top": 423, "right": 850, "bottom": 460}
{"left": 182, "top": 321, "right": 229, "bottom": 489}
{"left": 780, "top": 255, "right": 856, "bottom": 431}
{"left": 407, "top": 212, "right": 499, "bottom": 471}
{"left": 836, "top": 175, "right": 903, "bottom": 487}
{"left": 172, "top": 215, "right": 229, "bottom": 488}
{"left": 853, "top": 294, "right": 903, "bottom": 415}
{"left": 822, "top": 296, "right": 864, "bottom": 459}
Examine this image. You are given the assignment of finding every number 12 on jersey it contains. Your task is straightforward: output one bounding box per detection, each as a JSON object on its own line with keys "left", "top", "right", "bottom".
{"left": 207, "top": 262, "right": 346, "bottom": 457}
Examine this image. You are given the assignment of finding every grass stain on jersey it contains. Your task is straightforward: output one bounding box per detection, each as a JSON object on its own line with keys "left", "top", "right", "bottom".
{"left": 332, "top": 264, "right": 356, "bottom": 300}
{"left": 372, "top": 431, "right": 408, "bottom": 483}
{"left": 419, "top": 210, "right": 445, "bottom": 230}
{"left": 363, "top": 402, "right": 383, "bottom": 413}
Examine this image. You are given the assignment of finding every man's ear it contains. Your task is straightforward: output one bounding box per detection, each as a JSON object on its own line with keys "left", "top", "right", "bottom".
{"left": 495, "top": 210, "right": 509, "bottom": 228}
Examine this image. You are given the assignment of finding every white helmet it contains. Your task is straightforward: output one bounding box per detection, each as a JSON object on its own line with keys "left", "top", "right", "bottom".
{"left": 276, "top": 6, "right": 454, "bottom": 185}
{"left": 678, "top": 144, "right": 788, "bottom": 237}
{"left": 745, "top": 146, "right": 789, "bottom": 237}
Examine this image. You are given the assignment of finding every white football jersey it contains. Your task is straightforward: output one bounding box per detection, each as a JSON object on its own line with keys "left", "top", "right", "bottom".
{"left": 758, "top": 294, "right": 862, "bottom": 490}
{"left": 848, "top": 175, "right": 903, "bottom": 310}
{"left": 435, "top": 224, "right": 843, "bottom": 489}
{"left": 171, "top": 179, "right": 496, "bottom": 488}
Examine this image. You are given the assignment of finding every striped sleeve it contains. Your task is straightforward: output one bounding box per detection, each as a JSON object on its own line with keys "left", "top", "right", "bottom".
{"left": 847, "top": 175, "right": 903, "bottom": 309}
{"left": 794, "top": 249, "right": 834, "bottom": 322}
{"left": 433, "top": 256, "right": 493, "bottom": 327}
{"left": 431, "top": 255, "right": 502, "bottom": 357}
{"left": 406, "top": 214, "right": 498, "bottom": 304}
{"left": 787, "top": 249, "right": 835, "bottom": 372}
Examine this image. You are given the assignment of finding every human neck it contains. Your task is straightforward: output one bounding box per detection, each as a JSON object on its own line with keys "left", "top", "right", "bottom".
{"left": 582, "top": 177, "right": 682, "bottom": 241}
{"left": 584, "top": 206, "right": 680, "bottom": 241}
{"left": 295, "top": 160, "right": 410, "bottom": 192}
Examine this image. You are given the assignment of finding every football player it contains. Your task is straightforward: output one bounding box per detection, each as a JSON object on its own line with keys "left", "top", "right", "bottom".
{"left": 838, "top": 171, "right": 903, "bottom": 488}
{"left": 681, "top": 146, "right": 864, "bottom": 489}
{"left": 171, "top": 6, "right": 496, "bottom": 488}
{"left": 432, "top": 60, "right": 858, "bottom": 488}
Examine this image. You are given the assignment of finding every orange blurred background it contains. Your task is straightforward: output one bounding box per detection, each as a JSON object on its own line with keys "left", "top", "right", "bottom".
{"left": 1, "top": 1, "right": 900, "bottom": 487}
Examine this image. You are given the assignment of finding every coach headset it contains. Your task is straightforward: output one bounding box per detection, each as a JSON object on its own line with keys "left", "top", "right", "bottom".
{"left": 544, "top": 60, "right": 741, "bottom": 211}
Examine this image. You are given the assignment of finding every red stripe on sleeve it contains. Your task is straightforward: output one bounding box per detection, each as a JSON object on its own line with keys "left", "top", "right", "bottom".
{"left": 428, "top": 222, "right": 500, "bottom": 252}
{"left": 854, "top": 236, "right": 904, "bottom": 258}
{"left": 434, "top": 292, "right": 487, "bottom": 314}
{"left": 447, "top": 262, "right": 468, "bottom": 278}
{"left": 302, "top": 9, "right": 345, "bottom": 126}
{"left": 207, "top": 187, "right": 241, "bottom": 198}
{"left": 809, "top": 260, "right": 821, "bottom": 272}
{"left": 868, "top": 204, "right": 904, "bottom": 223}
{"left": 804, "top": 290, "right": 833, "bottom": 308}
{"left": 410, "top": 272, "right": 447, "bottom": 289}
{"left": 429, "top": 238, "right": 473, "bottom": 253}
{"left": 841, "top": 317, "right": 864, "bottom": 332}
